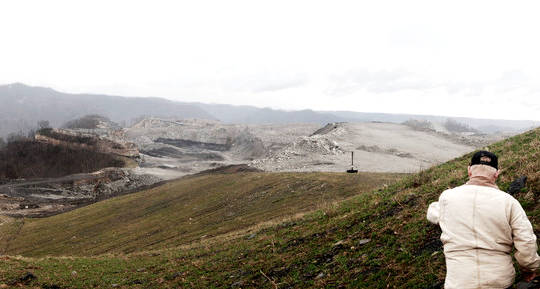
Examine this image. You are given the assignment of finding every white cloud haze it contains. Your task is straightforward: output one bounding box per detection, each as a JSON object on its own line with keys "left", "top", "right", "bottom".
{"left": 1, "top": 0, "right": 540, "bottom": 120}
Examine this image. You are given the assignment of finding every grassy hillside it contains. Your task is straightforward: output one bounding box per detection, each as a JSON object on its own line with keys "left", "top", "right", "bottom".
{"left": 0, "top": 127, "right": 538, "bottom": 288}
{"left": 0, "top": 171, "right": 402, "bottom": 257}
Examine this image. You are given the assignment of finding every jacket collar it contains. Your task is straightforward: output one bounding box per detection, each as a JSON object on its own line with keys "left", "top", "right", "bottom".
{"left": 466, "top": 164, "right": 499, "bottom": 189}
{"left": 466, "top": 176, "right": 499, "bottom": 189}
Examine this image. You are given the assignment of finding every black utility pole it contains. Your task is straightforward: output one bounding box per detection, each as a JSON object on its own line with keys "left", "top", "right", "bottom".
{"left": 346, "top": 151, "right": 358, "bottom": 173}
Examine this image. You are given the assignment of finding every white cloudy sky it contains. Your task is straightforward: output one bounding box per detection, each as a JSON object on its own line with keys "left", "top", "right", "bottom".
{"left": 1, "top": 0, "right": 540, "bottom": 120}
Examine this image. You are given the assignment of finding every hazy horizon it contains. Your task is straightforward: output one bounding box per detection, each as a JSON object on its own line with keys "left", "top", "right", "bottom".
{"left": 2, "top": 1, "right": 540, "bottom": 121}
{"left": 3, "top": 82, "right": 540, "bottom": 123}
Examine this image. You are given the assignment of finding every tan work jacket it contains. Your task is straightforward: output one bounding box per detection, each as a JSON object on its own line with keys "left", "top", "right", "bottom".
{"left": 427, "top": 181, "right": 540, "bottom": 289}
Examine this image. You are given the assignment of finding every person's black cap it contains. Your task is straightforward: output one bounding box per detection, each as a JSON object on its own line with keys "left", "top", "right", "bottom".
{"left": 470, "top": 150, "right": 498, "bottom": 170}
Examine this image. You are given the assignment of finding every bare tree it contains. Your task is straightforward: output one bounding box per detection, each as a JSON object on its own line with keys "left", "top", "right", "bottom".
{"left": 38, "top": 120, "right": 51, "bottom": 130}
{"left": 7, "top": 132, "right": 26, "bottom": 143}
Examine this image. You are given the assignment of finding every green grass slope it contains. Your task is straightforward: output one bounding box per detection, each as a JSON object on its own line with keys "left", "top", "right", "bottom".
{"left": 0, "top": 127, "right": 538, "bottom": 288}
{"left": 0, "top": 171, "right": 401, "bottom": 257}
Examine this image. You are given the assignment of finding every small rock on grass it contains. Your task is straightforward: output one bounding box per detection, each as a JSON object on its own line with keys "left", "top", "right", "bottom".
{"left": 18, "top": 272, "right": 36, "bottom": 284}
{"left": 358, "top": 239, "right": 371, "bottom": 245}
{"left": 333, "top": 240, "right": 345, "bottom": 247}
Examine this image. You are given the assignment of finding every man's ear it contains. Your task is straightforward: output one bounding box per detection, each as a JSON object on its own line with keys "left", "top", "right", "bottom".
{"left": 494, "top": 169, "right": 500, "bottom": 179}
{"left": 468, "top": 166, "right": 472, "bottom": 177}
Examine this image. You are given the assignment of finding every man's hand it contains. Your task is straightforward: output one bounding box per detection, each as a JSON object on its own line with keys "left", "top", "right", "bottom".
{"left": 522, "top": 271, "right": 536, "bottom": 282}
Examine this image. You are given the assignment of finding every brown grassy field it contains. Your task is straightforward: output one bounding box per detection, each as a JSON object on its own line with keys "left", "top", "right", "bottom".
{"left": 0, "top": 171, "right": 402, "bottom": 257}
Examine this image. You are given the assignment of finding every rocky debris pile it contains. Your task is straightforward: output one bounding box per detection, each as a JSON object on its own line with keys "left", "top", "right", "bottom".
{"left": 74, "top": 168, "right": 162, "bottom": 200}
{"left": 250, "top": 135, "right": 344, "bottom": 170}
{"left": 228, "top": 129, "right": 266, "bottom": 160}
{"left": 246, "top": 123, "right": 321, "bottom": 153}
{"left": 449, "top": 133, "right": 497, "bottom": 148}
{"left": 0, "top": 168, "right": 161, "bottom": 217}
{"left": 291, "top": 136, "right": 344, "bottom": 155}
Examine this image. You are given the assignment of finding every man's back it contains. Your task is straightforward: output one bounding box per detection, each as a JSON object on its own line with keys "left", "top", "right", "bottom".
{"left": 428, "top": 152, "right": 540, "bottom": 288}
{"left": 440, "top": 184, "right": 514, "bottom": 254}
{"left": 434, "top": 184, "right": 518, "bottom": 288}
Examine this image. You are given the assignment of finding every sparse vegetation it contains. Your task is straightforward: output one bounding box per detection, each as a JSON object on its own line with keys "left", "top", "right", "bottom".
{"left": 37, "top": 120, "right": 51, "bottom": 130}
{"left": 0, "top": 140, "right": 124, "bottom": 180}
{"left": 0, "top": 127, "right": 538, "bottom": 288}
{"left": 443, "top": 118, "right": 477, "bottom": 133}
{"left": 402, "top": 119, "right": 434, "bottom": 131}
{"left": 37, "top": 128, "right": 97, "bottom": 145}
{"left": 62, "top": 114, "right": 110, "bottom": 129}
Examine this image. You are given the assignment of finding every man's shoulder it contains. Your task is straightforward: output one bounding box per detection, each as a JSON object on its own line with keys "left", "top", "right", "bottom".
{"left": 441, "top": 184, "right": 511, "bottom": 198}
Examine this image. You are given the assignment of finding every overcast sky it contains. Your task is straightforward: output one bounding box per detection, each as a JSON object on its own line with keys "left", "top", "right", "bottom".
{"left": 1, "top": 0, "right": 540, "bottom": 121}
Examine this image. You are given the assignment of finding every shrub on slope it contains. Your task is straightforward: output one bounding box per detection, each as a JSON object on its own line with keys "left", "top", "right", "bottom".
{"left": 0, "top": 140, "right": 125, "bottom": 180}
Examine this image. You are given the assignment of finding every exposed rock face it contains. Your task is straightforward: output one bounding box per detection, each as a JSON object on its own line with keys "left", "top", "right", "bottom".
{"left": 35, "top": 128, "right": 139, "bottom": 158}
{"left": 310, "top": 122, "right": 343, "bottom": 136}
{"left": 125, "top": 118, "right": 267, "bottom": 177}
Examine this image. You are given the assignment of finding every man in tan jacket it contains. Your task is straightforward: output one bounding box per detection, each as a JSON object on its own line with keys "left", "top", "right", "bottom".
{"left": 427, "top": 151, "right": 540, "bottom": 289}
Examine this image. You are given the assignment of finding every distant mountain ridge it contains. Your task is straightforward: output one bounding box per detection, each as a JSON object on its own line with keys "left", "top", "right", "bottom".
{"left": 192, "top": 102, "right": 347, "bottom": 124}
{"left": 0, "top": 83, "right": 214, "bottom": 137}
{"left": 0, "top": 83, "right": 538, "bottom": 137}
{"left": 325, "top": 111, "right": 540, "bottom": 133}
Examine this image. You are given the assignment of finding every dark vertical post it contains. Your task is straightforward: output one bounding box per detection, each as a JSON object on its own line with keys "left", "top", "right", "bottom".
{"left": 346, "top": 151, "right": 358, "bottom": 173}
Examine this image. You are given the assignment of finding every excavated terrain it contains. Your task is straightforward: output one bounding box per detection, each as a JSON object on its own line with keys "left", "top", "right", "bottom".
{"left": 250, "top": 122, "right": 504, "bottom": 173}
{"left": 0, "top": 127, "right": 159, "bottom": 217}
{"left": 124, "top": 118, "right": 505, "bottom": 176}
{"left": 0, "top": 168, "right": 161, "bottom": 217}
{"left": 123, "top": 118, "right": 319, "bottom": 179}
{"left": 0, "top": 118, "right": 506, "bottom": 218}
